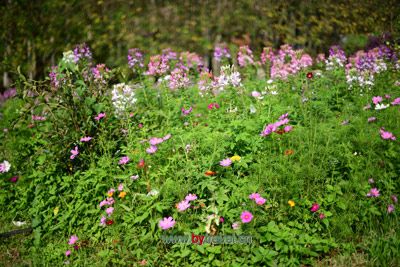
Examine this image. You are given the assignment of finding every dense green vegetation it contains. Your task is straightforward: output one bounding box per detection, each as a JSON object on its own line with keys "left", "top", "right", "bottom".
{"left": 0, "top": 42, "right": 399, "bottom": 266}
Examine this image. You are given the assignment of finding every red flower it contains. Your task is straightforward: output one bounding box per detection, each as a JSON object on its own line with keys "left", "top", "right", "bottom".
{"left": 106, "top": 219, "right": 114, "bottom": 225}
{"left": 137, "top": 159, "right": 145, "bottom": 169}
{"left": 276, "top": 129, "right": 285, "bottom": 135}
{"left": 306, "top": 72, "right": 313, "bottom": 79}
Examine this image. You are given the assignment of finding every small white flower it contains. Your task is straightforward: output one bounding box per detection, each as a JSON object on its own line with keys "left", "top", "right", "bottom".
{"left": 147, "top": 189, "right": 159, "bottom": 197}
{"left": 249, "top": 104, "right": 257, "bottom": 114}
{"left": 375, "top": 103, "right": 389, "bottom": 110}
{"left": 270, "top": 91, "right": 278, "bottom": 95}
{"left": 0, "top": 160, "right": 11, "bottom": 173}
{"left": 12, "top": 221, "right": 27, "bottom": 227}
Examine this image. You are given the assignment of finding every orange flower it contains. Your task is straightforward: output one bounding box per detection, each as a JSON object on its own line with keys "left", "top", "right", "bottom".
{"left": 284, "top": 149, "right": 294, "bottom": 156}
{"left": 119, "top": 191, "right": 127, "bottom": 198}
{"left": 205, "top": 170, "right": 217, "bottom": 176}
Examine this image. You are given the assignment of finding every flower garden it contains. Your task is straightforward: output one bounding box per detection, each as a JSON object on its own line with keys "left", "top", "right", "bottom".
{"left": 0, "top": 42, "right": 399, "bottom": 266}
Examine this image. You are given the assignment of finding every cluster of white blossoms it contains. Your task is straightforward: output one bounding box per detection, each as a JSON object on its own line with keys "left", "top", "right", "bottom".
{"left": 111, "top": 83, "right": 137, "bottom": 117}
{"left": 211, "top": 65, "right": 242, "bottom": 94}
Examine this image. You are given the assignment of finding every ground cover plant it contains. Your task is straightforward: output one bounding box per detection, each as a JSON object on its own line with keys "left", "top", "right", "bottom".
{"left": 0, "top": 42, "right": 399, "bottom": 266}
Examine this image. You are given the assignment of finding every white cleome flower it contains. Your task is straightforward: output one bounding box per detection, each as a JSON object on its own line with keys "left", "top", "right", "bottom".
{"left": 0, "top": 160, "right": 11, "bottom": 173}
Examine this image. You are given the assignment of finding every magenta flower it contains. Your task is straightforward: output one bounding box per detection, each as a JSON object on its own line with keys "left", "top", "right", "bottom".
{"left": 68, "top": 235, "right": 78, "bottom": 245}
{"left": 279, "top": 113, "right": 289, "bottom": 120}
{"left": 368, "top": 117, "right": 376, "bottom": 123}
{"left": 220, "top": 158, "right": 232, "bottom": 167}
{"left": 181, "top": 106, "right": 193, "bottom": 116}
{"left": 106, "top": 207, "right": 114, "bottom": 216}
{"left": 387, "top": 204, "right": 395, "bottom": 213}
{"left": 176, "top": 200, "right": 190, "bottom": 212}
{"left": 185, "top": 194, "right": 197, "bottom": 202}
{"left": 284, "top": 125, "right": 293, "bottom": 133}
{"left": 119, "top": 156, "right": 130, "bottom": 165}
{"left": 372, "top": 96, "right": 383, "bottom": 105}
{"left": 310, "top": 203, "right": 320, "bottom": 213}
{"left": 10, "top": 176, "right": 19, "bottom": 183}
{"left": 65, "top": 250, "right": 71, "bottom": 257}
{"left": 207, "top": 103, "right": 220, "bottom": 110}
{"left": 118, "top": 183, "right": 124, "bottom": 191}
{"left": 249, "top": 193, "right": 260, "bottom": 200}
{"left": 319, "top": 213, "right": 326, "bottom": 219}
{"left": 159, "top": 217, "right": 176, "bottom": 230}
{"left": 80, "top": 136, "right": 92, "bottom": 142}
{"left": 70, "top": 146, "right": 79, "bottom": 159}
{"left": 391, "top": 97, "right": 400, "bottom": 105}
{"left": 240, "top": 211, "right": 253, "bottom": 223}
{"left": 149, "top": 137, "right": 164, "bottom": 146}
{"left": 146, "top": 145, "right": 158, "bottom": 154}
{"left": 380, "top": 128, "right": 396, "bottom": 140}
{"left": 94, "top": 113, "right": 106, "bottom": 121}
{"left": 255, "top": 197, "right": 266, "bottom": 205}
{"left": 367, "top": 188, "right": 380, "bottom": 197}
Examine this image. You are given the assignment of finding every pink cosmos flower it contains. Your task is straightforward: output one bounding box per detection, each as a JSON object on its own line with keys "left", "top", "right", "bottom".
{"left": 240, "top": 211, "right": 253, "bottom": 223}
{"left": 65, "top": 250, "right": 71, "bottom": 257}
{"left": 387, "top": 204, "right": 395, "bottom": 213}
{"left": 391, "top": 98, "right": 400, "bottom": 105}
{"left": 319, "top": 213, "right": 326, "bottom": 219}
{"left": 255, "top": 197, "right": 266, "bottom": 205}
{"left": 181, "top": 106, "right": 193, "bottom": 116}
{"left": 391, "top": 195, "right": 398, "bottom": 203}
{"left": 368, "top": 178, "right": 375, "bottom": 184}
{"left": 310, "top": 203, "right": 320, "bottom": 213}
{"left": 149, "top": 137, "right": 164, "bottom": 146}
{"left": 368, "top": 117, "right": 376, "bottom": 123}
{"left": 385, "top": 94, "right": 391, "bottom": 99}
{"left": 94, "top": 113, "right": 106, "bottom": 121}
{"left": 100, "top": 216, "right": 107, "bottom": 226}
{"left": 176, "top": 200, "right": 190, "bottom": 211}
{"left": 106, "top": 207, "right": 114, "bottom": 216}
{"left": 372, "top": 96, "right": 383, "bottom": 105}
{"left": 367, "top": 188, "right": 380, "bottom": 197}
{"left": 131, "top": 174, "right": 139, "bottom": 180}
{"left": 380, "top": 128, "right": 396, "bottom": 140}
{"left": 251, "top": 91, "right": 261, "bottom": 98}
{"left": 80, "top": 136, "right": 92, "bottom": 142}
{"left": 220, "top": 158, "right": 232, "bottom": 167}
{"left": 279, "top": 113, "right": 289, "bottom": 120}
{"left": 68, "top": 235, "right": 79, "bottom": 245}
{"left": 146, "top": 145, "right": 158, "bottom": 154}
{"left": 163, "top": 134, "right": 172, "bottom": 141}
{"left": 159, "top": 217, "right": 176, "bottom": 230}
{"left": 32, "top": 115, "right": 46, "bottom": 121}
{"left": 232, "top": 222, "right": 240, "bottom": 230}
{"left": 70, "top": 146, "right": 79, "bottom": 159}
{"left": 363, "top": 104, "right": 371, "bottom": 110}
{"left": 118, "top": 184, "right": 123, "bottom": 191}
{"left": 249, "top": 193, "right": 261, "bottom": 200}
{"left": 284, "top": 125, "right": 293, "bottom": 133}
{"left": 119, "top": 156, "right": 130, "bottom": 165}
{"left": 185, "top": 194, "right": 197, "bottom": 202}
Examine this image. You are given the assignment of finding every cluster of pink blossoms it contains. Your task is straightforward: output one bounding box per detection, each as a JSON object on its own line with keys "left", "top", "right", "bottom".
{"left": 237, "top": 45, "right": 254, "bottom": 67}
{"left": 169, "top": 68, "right": 190, "bottom": 90}
{"left": 176, "top": 193, "right": 198, "bottom": 212}
{"left": 145, "top": 55, "right": 170, "bottom": 76}
{"left": 146, "top": 134, "right": 171, "bottom": 155}
{"left": 260, "top": 113, "right": 293, "bottom": 137}
{"left": 249, "top": 193, "right": 266, "bottom": 205}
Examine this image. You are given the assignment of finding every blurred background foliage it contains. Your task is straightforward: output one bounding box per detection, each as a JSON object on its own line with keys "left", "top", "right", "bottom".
{"left": 1, "top": 0, "right": 399, "bottom": 87}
